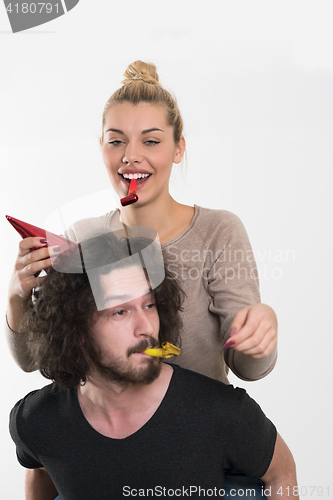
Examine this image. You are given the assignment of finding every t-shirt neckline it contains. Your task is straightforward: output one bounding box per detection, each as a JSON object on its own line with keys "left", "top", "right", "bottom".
{"left": 73, "top": 365, "right": 177, "bottom": 443}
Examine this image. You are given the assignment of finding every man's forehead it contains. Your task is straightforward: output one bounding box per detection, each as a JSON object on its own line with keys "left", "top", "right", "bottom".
{"left": 78, "top": 231, "right": 165, "bottom": 312}
{"left": 99, "top": 265, "right": 151, "bottom": 309}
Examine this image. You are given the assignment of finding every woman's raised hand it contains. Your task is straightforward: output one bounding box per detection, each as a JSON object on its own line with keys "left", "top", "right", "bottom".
{"left": 225, "top": 303, "right": 278, "bottom": 358}
{"left": 7, "top": 238, "right": 60, "bottom": 332}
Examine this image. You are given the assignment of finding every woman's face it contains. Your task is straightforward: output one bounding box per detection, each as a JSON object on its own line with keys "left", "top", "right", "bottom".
{"left": 102, "top": 102, "right": 185, "bottom": 207}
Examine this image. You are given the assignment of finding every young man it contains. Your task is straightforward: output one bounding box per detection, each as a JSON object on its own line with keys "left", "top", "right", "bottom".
{"left": 10, "top": 232, "right": 298, "bottom": 500}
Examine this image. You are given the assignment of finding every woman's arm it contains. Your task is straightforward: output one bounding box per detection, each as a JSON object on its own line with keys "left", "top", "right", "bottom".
{"left": 5, "top": 214, "right": 107, "bottom": 371}
{"left": 7, "top": 237, "right": 53, "bottom": 328}
{"left": 25, "top": 468, "right": 58, "bottom": 500}
{"left": 6, "top": 237, "right": 54, "bottom": 371}
{"left": 207, "top": 211, "right": 278, "bottom": 380}
{"left": 261, "top": 433, "right": 299, "bottom": 500}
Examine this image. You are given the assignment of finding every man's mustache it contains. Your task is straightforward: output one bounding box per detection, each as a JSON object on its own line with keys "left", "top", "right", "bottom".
{"left": 127, "top": 338, "right": 159, "bottom": 356}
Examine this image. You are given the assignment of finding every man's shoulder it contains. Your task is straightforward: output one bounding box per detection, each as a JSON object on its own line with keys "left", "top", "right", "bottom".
{"left": 169, "top": 366, "right": 273, "bottom": 441}
{"left": 10, "top": 384, "right": 69, "bottom": 426}
{"left": 171, "top": 365, "right": 246, "bottom": 406}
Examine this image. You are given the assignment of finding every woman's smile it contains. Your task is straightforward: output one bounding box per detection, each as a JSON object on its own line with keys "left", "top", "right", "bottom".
{"left": 118, "top": 169, "right": 152, "bottom": 192}
{"left": 102, "top": 102, "right": 185, "bottom": 204}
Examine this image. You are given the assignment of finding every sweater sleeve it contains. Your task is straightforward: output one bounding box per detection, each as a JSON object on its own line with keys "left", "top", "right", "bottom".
{"left": 206, "top": 212, "right": 277, "bottom": 381}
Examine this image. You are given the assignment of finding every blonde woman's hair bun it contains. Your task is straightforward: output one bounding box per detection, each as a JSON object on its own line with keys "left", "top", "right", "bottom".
{"left": 102, "top": 60, "right": 184, "bottom": 145}
{"left": 121, "top": 61, "right": 160, "bottom": 85}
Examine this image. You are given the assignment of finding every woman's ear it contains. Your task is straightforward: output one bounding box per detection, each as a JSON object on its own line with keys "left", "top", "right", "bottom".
{"left": 173, "top": 135, "right": 186, "bottom": 164}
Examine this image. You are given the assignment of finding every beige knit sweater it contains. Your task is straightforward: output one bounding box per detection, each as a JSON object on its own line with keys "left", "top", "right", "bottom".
{"left": 5, "top": 205, "right": 277, "bottom": 383}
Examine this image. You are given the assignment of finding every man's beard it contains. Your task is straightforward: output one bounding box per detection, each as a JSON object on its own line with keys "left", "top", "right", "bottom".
{"left": 92, "top": 338, "right": 162, "bottom": 386}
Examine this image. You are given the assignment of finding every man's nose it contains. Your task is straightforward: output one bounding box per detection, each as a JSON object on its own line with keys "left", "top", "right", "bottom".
{"left": 133, "top": 309, "right": 155, "bottom": 337}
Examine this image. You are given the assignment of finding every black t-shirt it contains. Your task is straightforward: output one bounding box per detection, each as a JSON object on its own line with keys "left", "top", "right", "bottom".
{"left": 10, "top": 365, "right": 276, "bottom": 499}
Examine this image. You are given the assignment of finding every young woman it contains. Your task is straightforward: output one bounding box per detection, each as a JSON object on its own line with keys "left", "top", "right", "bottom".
{"left": 6, "top": 61, "right": 277, "bottom": 499}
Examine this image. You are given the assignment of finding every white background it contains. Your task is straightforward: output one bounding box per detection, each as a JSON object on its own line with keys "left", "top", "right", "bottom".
{"left": 1, "top": 1, "right": 332, "bottom": 498}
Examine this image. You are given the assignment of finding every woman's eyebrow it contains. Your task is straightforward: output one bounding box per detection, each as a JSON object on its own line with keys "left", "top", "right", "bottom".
{"left": 105, "top": 128, "right": 124, "bottom": 134}
{"left": 141, "top": 128, "right": 164, "bottom": 134}
{"left": 105, "top": 127, "right": 164, "bottom": 135}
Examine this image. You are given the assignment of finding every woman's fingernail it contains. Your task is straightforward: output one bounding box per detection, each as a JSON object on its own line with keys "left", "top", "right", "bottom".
{"left": 40, "top": 238, "right": 48, "bottom": 244}
{"left": 53, "top": 246, "right": 61, "bottom": 253}
{"left": 229, "top": 327, "right": 237, "bottom": 336}
{"left": 224, "top": 340, "right": 235, "bottom": 349}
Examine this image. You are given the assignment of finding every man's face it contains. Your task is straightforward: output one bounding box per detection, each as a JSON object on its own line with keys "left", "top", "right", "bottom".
{"left": 90, "top": 265, "right": 161, "bottom": 385}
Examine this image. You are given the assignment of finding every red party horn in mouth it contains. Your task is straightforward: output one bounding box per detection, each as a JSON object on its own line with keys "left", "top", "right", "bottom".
{"left": 120, "top": 178, "right": 139, "bottom": 206}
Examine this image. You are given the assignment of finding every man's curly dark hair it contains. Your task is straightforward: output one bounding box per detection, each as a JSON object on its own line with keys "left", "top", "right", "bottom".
{"left": 22, "top": 232, "right": 183, "bottom": 389}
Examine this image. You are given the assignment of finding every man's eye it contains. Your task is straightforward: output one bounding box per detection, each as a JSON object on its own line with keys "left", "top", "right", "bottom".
{"left": 145, "top": 303, "right": 156, "bottom": 309}
{"left": 114, "top": 309, "right": 126, "bottom": 316}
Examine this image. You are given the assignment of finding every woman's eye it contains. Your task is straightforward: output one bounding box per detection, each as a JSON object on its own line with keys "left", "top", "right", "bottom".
{"left": 144, "top": 140, "right": 160, "bottom": 146}
{"left": 108, "top": 140, "right": 123, "bottom": 146}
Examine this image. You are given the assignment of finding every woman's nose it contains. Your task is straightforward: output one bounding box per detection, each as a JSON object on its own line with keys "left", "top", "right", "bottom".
{"left": 123, "top": 143, "right": 143, "bottom": 166}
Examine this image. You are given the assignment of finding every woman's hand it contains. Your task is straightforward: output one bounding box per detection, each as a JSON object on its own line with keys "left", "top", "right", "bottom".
{"left": 7, "top": 237, "right": 59, "bottom": 332}
{"left": 224, "top": 303, "right": 278, "bottom": 358}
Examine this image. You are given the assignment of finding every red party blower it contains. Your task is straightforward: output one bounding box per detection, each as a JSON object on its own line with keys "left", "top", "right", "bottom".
{"left": 6, "top": 215, "right": 77, "bottom": 253}
{"left": 120, "top": 178, "right": 139, "bottom": 207}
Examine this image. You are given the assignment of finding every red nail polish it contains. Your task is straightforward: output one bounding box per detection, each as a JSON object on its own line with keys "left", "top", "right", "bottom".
{"left": 121, "top": 178, "right": 139, "bottom": 206}
{"left": 40, "top": 238, "right": 48, "bottom": 244}
{"left": 224, "top": 340, "right": 235, "bottom": 349}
